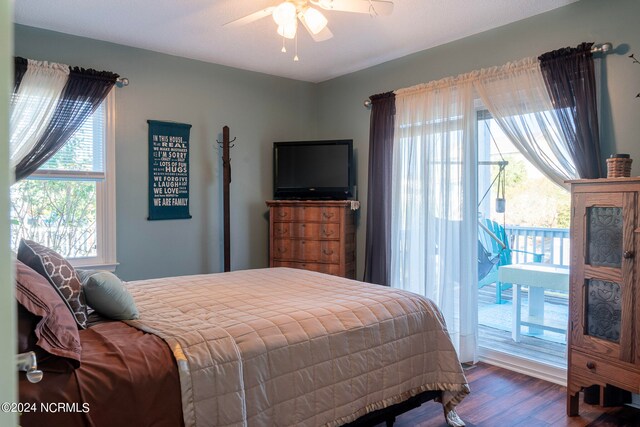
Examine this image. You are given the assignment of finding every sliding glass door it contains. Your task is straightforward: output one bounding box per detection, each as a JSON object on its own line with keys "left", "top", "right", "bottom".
{"left": 477, "top": 111, "right": 570, "bottom": 368}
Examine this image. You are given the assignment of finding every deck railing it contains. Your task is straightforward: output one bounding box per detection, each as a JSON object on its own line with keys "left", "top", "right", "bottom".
{"left": 505, "top": 225, "right": 570, "bottom": 266}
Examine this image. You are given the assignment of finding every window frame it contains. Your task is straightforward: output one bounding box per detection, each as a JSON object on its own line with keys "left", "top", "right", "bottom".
{"left": 26, "top": 90, "right": 117, "bottom": 270}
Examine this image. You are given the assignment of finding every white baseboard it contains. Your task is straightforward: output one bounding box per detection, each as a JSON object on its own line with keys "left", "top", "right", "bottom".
{"left": 478, "top": 346, "right": 567, "bottom": 386}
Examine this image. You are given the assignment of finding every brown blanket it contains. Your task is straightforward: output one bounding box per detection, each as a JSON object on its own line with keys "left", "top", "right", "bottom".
{"left": 19, "top": 320, "right": 183, "bottom": 427}
{"left": 125, "top": 268, "right": 469, "bottom": 427}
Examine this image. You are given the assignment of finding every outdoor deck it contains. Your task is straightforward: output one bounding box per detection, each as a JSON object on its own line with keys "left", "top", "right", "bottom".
{"left": 478, "top": 282, "right": 568, "bottom": 368}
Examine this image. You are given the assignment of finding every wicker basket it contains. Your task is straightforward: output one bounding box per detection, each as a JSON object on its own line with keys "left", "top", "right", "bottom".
{"left": 607, "top": 154, "right": 632, "bottom": 178}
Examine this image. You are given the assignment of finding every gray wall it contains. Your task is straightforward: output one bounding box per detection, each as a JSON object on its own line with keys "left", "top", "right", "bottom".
{"left": 316, "top": 0, "right": 640, "bottom": 277}
{"left": 14, "top": 25, "right": 318, "bottom": 280}
{"left": 14, "top": 0, "right": 640, "bottom": 281}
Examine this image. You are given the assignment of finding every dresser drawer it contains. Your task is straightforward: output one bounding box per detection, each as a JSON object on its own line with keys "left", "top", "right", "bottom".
{"left": 272, "top": 260, "right": 341, "bottom": 276}
{"left": 271, "top": 206, "right": 341, "bottom": 223}
{"left": 272, "top": 239, "right": 340, "bottom": 263}
{"left": 272, "top": 222, "right": 340, "bottom": 240}
{"left": 571, "top": 350, "right": 640, "bottom": 393}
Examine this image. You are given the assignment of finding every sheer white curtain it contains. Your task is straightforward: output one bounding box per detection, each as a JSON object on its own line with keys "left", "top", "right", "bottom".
{"left": 10, "top": 59, "right": 69, "bottom": 169}
{"left": 390, "top": 76, "right": 477, "bottom": 363}
{"left": 474, "top": 57, "right": 578, "bottom": 188}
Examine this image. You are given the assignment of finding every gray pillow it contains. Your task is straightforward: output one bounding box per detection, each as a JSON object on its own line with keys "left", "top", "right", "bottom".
{"left": 80, "top": 271, "right": 139, "bottom": 320}
{"left": 76, "top": 269, "right": 98, "bottom": 284}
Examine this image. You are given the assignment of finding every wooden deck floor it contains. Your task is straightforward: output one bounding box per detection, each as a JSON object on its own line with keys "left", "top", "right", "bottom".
{"left": 478, "top": 284, "right": 568, "bottom": 367}
{"left": 382, "top": 363, "right": 640, "bottom": 427}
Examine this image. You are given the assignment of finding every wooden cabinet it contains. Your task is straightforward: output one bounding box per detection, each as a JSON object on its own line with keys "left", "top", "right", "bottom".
{"left": 567, "top": 178, "right": 640, "bottom": 415}
{"left": 266, "top": 200, "right": 357, "bottom": 279}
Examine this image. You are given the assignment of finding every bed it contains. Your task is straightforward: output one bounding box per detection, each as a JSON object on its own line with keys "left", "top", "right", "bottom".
{"left": 18, "top": 265, "right": 469, "bottom": 426}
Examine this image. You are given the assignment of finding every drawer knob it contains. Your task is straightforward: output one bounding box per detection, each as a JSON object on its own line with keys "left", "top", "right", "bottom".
{"left": 322, "top": 212, "right": 335, "bottom": 219}
{"left": 623, "top": 251, "right": 634, "bottom": 259}
{"left": 322, "top": 228, "right": 334, "bottom": 237}
{"left": 277, "top": 247, "right": 287, "bottom": 253}
{"left": 322, "top": 249, "right": 334, "bottom": 256}
{"left": 586, "top": 361, "right": 596, "bottom": 370}
{"left": 278, "top": 212, "right": 288, "bottom": 218}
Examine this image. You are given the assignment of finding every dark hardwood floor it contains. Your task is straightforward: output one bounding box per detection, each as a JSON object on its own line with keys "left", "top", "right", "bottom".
{"left": 386, "top": 363, "right": 640, "bottom": 427}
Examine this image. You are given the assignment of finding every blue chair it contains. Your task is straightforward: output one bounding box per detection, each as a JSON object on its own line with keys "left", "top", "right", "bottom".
{"left": 478, "top": 219, "right": 543, "bottom": 303}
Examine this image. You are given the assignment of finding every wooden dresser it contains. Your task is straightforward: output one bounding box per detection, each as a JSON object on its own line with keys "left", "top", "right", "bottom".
{"left": 266, "top": 200, "right": 357, "bottom": 279}
{"left": 567, "top": 178, "right": 640, "bottom": 415}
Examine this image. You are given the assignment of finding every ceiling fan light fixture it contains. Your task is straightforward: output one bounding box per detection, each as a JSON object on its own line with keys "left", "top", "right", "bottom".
{"left": 277, "top": 20, "right": 297, "bottom": 39}
{"left": 272, "top": 1, "right": 297, "bottom": 26}
{"left": 302, "top": 7, "right": 328, "bottom": 35}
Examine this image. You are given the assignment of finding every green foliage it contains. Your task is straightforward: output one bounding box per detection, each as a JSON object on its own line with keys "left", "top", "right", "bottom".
{"left": 490, "top": 156, "right": 570, "bottom": 228}
{"left": 492, "top": 155, "right": 527, "bottom": 189}
{"left": 10, "top": 179, "right": 97, "bottom": 257}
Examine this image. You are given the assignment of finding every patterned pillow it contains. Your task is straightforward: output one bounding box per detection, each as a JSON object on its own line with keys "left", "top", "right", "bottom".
{"left": 18, "top": 240, "right": 88, "bottom": 329}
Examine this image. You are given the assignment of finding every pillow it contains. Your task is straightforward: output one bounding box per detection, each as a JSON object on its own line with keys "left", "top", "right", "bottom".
{"left": 18, "top": 239, "right": 88, "bottom": 328}
{"left": 76, "top": 268, "right": 97, "bottom": 284}
{"left": 17, "top": 303, "right": 38, "bottom": 354}
{"left": 80, "top": 270, "right": 139, "bottom": 321}
{"left": 15, "top": 260, "right": 82, "bottom": 367}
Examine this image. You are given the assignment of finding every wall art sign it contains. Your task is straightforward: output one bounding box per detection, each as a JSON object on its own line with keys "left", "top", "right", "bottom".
{"left": 148, "top": 120, "right": 192, "bottom": 220}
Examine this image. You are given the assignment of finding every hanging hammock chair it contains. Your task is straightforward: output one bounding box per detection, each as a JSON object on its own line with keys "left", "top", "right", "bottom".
{"left": 477, "top": 220, "right": 506, "bottom": 281}
{"left": 477, "top": 155, "right": 508, "bottom": 282}
{"left": 478, "top": 241, "right": 500, "bottom": 281}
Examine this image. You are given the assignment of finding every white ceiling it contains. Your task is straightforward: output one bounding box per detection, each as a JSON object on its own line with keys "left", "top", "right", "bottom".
{"left": 13, "top": 0, "right": 579, "bottom": 83}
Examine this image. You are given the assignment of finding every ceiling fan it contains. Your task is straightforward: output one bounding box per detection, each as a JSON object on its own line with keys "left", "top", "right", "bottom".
{"left": 225, "top": 0, "right": 394, "bottom": 44}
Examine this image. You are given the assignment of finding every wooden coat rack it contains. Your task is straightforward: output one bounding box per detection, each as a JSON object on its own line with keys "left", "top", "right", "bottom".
{"left": 217, "top": 126, "right": 235, "bottom": 272}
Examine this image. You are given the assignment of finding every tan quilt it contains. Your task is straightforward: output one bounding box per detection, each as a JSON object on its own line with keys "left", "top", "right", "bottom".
{"left": 125, "top": 268, "right": 469, "bottom": 427}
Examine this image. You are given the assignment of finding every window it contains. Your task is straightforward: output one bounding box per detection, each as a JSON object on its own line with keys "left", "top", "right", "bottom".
{"left": 10, "top": 92, "right": 116, "bottom": 269}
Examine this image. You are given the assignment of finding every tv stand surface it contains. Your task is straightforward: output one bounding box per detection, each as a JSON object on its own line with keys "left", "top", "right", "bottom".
{"left": 266, "top": 200, "right": 358, "bottom": 279}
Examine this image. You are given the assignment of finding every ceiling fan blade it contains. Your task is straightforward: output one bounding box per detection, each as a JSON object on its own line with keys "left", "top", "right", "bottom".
{"left": 312, "top": 25, "right": 333, "bottom": 42}
{"left": 224, "top": 7, "right": 275, "bottom": 27}
{"left": 311, "top": 0, "right": 393, "bottom": 16}
{"left": 298, "top": 14, "right": 333, "bottom": 42}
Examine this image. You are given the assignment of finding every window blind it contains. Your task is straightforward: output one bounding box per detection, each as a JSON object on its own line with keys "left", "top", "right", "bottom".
{"left": 36, "top": 102, "right": 105, "bottom": 180}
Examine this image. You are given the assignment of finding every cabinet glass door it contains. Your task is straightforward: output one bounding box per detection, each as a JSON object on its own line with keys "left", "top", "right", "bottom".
{"left": 585, "top": 206, "right": 624, "bottom": 344}
{"left": 586, "top": 278, "right": 621, "bottom": 343}
{"left": 586, "top": 207, "right": 623, "bottom": 268}
{"left": 572, "top": 192, "right": 635, "bottom": 363}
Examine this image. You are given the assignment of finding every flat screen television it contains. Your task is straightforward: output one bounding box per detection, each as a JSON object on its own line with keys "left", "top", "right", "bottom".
{"left": 273, "top": 140, "right": 353, "bottom": 200}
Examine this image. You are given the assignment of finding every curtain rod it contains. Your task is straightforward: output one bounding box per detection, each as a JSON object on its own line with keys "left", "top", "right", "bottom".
{"left": 116, "top": 77, "right": 130, "bottom": 87}
{"left": 591, "top": 42, "right": 612, "bottom": 54}
{"left": 16, "top": 56, "right": 130, "bottom": 88}
{"left": 363, "top": 42, "right": 613, "bottom": 109}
